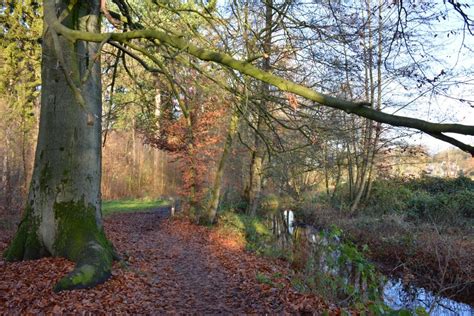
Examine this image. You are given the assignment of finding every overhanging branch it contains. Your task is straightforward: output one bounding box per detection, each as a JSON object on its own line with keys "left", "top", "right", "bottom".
{"left": 43, "top": 0, "right": 474, "bottom": 155}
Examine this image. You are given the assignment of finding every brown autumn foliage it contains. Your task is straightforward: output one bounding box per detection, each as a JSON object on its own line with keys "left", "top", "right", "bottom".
{"left": 143, "top": 89, "right": 231, "bottom": 208}
{"left": 0, "top": 209, "right": 340, "bottom": 314}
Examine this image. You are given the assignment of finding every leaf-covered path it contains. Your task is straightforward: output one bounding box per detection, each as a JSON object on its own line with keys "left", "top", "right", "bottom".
{"left": 1, "top": 209, "right": 329, "bottom": 314}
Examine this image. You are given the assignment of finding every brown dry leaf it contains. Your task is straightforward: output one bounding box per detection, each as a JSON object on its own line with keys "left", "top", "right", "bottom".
{"left": 286, "top": 92, "right": 299, "bottom": 111}
{"left": 0, "top": 210, "right": 329, "bottom": 314}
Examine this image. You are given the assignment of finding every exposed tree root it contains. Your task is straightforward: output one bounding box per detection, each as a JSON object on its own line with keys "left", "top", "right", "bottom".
{"left": 54, "top": 240, "right": 113, "bottom": 292}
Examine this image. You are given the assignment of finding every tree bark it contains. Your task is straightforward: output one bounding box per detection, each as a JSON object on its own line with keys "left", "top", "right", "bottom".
{"left": 247, "top": 0, "right": 273, "bottom": 216}
{"left": 4, "top": 0, "right": 114, "bottom": 292}
{"left": 247, "top": 119, "right": 265, "bottom": 216}
{"left": 201, "top": 109, "right": 240, "bottom": 224}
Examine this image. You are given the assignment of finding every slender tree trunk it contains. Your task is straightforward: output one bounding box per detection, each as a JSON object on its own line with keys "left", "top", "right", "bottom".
{"left": 131, "top": 118, "right": 137, "bottom": 195}
{"left": 346, "top": 143, "right": 354, "bottom": 201}
{"left": 2, "top": 145, "right": 7, "bottom": 207}
{"left": 160, "top": 151, "right": 165, "bottom": 196}
{"left": 351, "top": 0, "right": 376, "bottom": 212}
{"left": 351, "top": 0, "right": 385, "bottom": 211}
{"left": 21, "top": 116, "right": 29, "bottom": 199}
{"left": 365, "top": 0, "right": 384, "bottom": 201}
{"left": 4, "top": 135, "right": 12, "bottom": 210}
{"left": 247, "top": 125, "right": 265, "bottom": 216}
{"left": 202, "top": 109, "right": 240, "bottom": 224}
{"left": 187, "top": 136, "right": 198, "bottom": 217}
{"left": 247, "top": 0, "right": 273, "bottom": 216}
{"left": 324, "top": 141, "right": 330, "bottom": 196}
{"left": 4, "top": 0, "right": 114, "bottom": 292}
{"left": 331, "top": 156, "right": 342, "bottom": 201}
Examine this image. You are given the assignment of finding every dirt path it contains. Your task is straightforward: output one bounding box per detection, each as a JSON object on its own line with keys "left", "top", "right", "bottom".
{"left": 107, "top": 209, "right": 272, "bottom": 313}
{"left": 0, "top": 209, "right": 328, "bottom": 314}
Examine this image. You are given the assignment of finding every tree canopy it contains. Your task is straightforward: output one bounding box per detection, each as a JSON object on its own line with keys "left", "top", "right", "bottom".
{"left": 41, "top": 0, "right": 474, "bottom": 155}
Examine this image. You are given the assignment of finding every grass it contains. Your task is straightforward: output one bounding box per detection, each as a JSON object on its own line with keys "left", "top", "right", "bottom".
{"left": 218, "top": 211, "right": 271, "bottom": 239}
{"left": 217, "top": 211, "right": 291, "bottom": 258}
{"left": 102, "top": 198, "right": 169, "bottom": 216}
{"left": 256, "top": 272, "right": 274, "bottom": 286}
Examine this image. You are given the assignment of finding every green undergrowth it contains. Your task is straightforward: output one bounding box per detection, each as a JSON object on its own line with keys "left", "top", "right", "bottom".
{"left": 363, "top": 176, "right": 474, "bottom": 227}
{"left": 218, "top": 211, "right": 270, "bottom": 240}
{"left": 102, "top": 198, "right": 169, "bottom": 216}
{"left": 217, "top": 211, "right": 287, "bottom": 257}
{"left": 216, "top": 210, "right": 429, "bottom": 315}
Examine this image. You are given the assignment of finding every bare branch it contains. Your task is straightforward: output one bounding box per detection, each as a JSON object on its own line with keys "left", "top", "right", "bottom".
{"left": 43, "top": 0, "right": 474, "bottom": 155}
{"left": 109, "top": 41, "right": 162, "bottom": 73}
{"left": 100, "top": 0, "right": 123, "bottom": 27}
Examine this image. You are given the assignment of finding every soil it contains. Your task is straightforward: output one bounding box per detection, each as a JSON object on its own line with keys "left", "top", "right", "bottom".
{"left": 0, "top": 208, "right": 331, "bottom": 314}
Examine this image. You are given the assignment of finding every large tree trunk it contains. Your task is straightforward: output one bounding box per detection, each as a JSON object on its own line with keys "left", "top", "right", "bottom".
{"left": 3, "top": 0, "right": 114, "bottom": 292}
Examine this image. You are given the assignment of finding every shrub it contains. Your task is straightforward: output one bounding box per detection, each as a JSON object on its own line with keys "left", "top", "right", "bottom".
{"left": 218, "top": 211, "right": 272, "bottom": 253}
{"left": 219, "top": 189, "right": 247, "bottom": 213}
{"left": 404, "top": 190, "right": 430, "bottom": 221}
{"left": 364, "top": 180, "right": 414, "bottom": 215}
{"left": 359, "top": 176, "right": 473, "bottom": 226}
{"left": 453, "top": 189, "right": 474, "bottom": 219}
{"left": 278, "top": 194, "right": 295, "bottom": 211}
{"left": 293, "top": 191, "right": 335, "bottom": 220}
{"left": 406, "top": 191, "right": 466, "bottom": 225}
{"left": 259, "top": 194, "right": 280, "bottom": 216}
{"left": 407, "top": 176, "right": 474, "bottom": 194}
{"left": 294, "top": 192, "right": 315, "bottom": 219}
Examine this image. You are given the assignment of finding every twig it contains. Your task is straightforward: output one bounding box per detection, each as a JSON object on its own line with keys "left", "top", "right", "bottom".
{"left": 101, "top": 0, "right": 123, "bottom": 27}
{"left": 109, "top": 41, "right": 162, "bottom": 73}
{"left": 81, "top": 34, "right": 111, "bottom": 85}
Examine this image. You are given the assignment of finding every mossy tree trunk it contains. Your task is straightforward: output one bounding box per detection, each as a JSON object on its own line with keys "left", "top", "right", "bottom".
{"left": 201, "top": 109, "right": 240, "bottom": 225}
{"left": 247, "top": 139, "right": 264, "bottom": 216}
{"left": 3, "top": 0, "right": 114, "bottom": 291}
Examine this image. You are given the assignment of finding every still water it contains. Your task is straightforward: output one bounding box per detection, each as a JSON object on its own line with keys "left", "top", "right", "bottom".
{"left": 384, "top": 279, "right": 474, "bottom": 315}
{"left": 282, "top": 211, "right": 474, "bottom": 315}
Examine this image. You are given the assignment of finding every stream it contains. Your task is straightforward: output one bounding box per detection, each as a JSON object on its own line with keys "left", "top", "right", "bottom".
{"left": 383, "top": 279, "right": 473, "bottom": 315}
{"left": 280, "top": 210, "right": 474, "bottom": 315}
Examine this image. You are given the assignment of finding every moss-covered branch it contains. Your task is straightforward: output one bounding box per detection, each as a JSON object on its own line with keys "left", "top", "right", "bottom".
{"left": 44, "top": 0, "right": 474, "bottom": 154}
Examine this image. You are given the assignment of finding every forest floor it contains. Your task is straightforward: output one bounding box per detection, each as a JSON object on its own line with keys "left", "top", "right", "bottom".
{"left": 0, "top": 208, "right": 332, "bottom": 314}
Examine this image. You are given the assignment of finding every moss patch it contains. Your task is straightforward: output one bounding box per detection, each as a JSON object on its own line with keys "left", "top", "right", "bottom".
{"left": 53, "top": 200, "right": 104, "bottom": 259}
{"left": 3, "top": 207, "right": 44, "bottom": 261}
{"left": 3, "top": 219, "right": 28, "bottom": 261}
{"left": 53, "top": 199, "right": 114, "bottom": 291}
{"left": 54, "top": 253, "right": 112, "bottom": 292}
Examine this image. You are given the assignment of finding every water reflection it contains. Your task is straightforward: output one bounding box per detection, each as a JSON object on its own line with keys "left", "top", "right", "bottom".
{"left": 281, "top": 211, "right": 474, "bottom": 315}
{"left": 384, "top": 279, "right": 474, "bottom": 315}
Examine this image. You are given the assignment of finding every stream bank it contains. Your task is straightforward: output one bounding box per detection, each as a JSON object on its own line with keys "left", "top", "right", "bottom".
{"left": 278, "top": 210, "right": 474, "bottom": 315}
